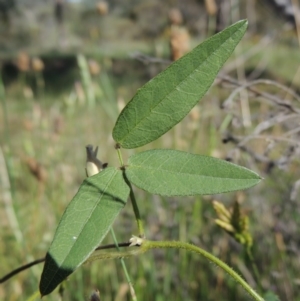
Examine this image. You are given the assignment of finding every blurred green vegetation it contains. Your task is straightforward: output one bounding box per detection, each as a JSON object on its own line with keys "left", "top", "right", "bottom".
{"left": 1, "top": 1, "right": 300, "bottom": 301}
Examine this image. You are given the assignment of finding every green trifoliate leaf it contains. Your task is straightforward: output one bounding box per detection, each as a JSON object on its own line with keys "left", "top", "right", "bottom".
{"left": 125, "top": 149, "right": 261, "bottom": 196}
{"left": 39, "top": 167, "right": 129, "bottom": 296}
{"left": 113, "top": 20, "right": 248, "bottom": 149}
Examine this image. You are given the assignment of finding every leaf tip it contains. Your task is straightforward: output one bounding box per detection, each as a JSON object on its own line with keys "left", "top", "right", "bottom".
{"left": 39, "top": 251, "right": 73, "bottom": 297}
{"left": 237, "top": 19, "right": 248, "bottom": 26}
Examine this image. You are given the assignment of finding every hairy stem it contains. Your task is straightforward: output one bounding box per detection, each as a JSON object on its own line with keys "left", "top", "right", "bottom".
{"left": 87, "top": 239, "right": 265, "bottom": 301}
{"left": 142, "top": 240, "right": 265, "bottom": 301}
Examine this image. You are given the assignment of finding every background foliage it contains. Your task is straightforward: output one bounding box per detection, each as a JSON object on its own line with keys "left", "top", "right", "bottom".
{"left": 1, "top": 1, "right": 300, "bottom": 301}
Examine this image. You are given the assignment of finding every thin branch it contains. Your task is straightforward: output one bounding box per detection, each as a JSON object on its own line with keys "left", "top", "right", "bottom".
{"left": 220, "top": 76, "right": 300, "bottom": 113}
{"left": 0, "top": 242, "right": 131, "bottom": 284}
{"left": 0, "top": 258, "right": 45, "bottom": 283}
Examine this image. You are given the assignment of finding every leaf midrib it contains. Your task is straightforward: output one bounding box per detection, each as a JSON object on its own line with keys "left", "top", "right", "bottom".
{"left": 119, "top": 26, "right": 242, "bottom": 144}
{"left": 128, "top": 165, "right": 255, "bottom": 180}
{"left": 45, "top": 169, "right": 117, "bottom": 291}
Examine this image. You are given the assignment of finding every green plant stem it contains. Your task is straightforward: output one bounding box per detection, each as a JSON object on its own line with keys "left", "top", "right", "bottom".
{"left": 116, "top": 148, "right": 124, "bottom": 166}
{"left": 88, "top": 240, "right": 265, "bottom": 301}
{"left": 142, "top": 241, "right": 265, "bottom": 301}
{"left": 220, "top": 113, "right": 233, "bottom": 132}
{"left": 110, "top": 228, "right": 137, "bottom": 301}
{"left": 128, "top": 181, "right": 145, "bottom": 238}
{"left": 116, "top": 148, "right": 145, "bottom": 238}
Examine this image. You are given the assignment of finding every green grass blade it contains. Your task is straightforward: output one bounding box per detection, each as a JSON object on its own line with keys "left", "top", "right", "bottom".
{"left": 113, "top": 20, "right": 248, "bottom": 149}
{"left": 39, "top": 167, "right": 129, "bottom": 296}
{"left": 125, "top": 149, "right": 261, "bottom": 196}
